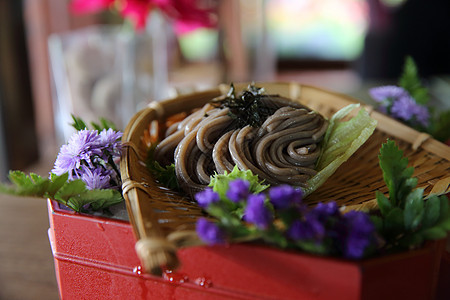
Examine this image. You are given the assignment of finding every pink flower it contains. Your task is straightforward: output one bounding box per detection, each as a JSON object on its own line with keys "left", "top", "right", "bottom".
{"left": 156, "top": 0, "right": 217, "bottom": 34}
{"left": 70, "top": 0, "right": 217, "bottom": 33}
{"left": 70, "top": 0, "right": 114, "bottom": 14}
{"left": 120, "top": 0, "right": 153, "bottom": 30}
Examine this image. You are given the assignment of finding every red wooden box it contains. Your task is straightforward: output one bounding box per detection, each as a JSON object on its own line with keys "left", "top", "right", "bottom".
{"left": 47, "top": 200, "right": 448, "bottom": 300}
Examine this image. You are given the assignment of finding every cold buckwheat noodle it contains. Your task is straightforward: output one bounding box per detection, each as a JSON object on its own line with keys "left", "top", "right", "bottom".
{"left": 154, "top": 86, "right": 328, "bottom": 195}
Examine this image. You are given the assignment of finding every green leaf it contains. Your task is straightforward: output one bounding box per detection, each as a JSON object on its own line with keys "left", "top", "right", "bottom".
{"left": 428, "top": 110, "right": 450, "bottom": 142}
{"left": 262, "top": 227, "right": 289, "bottom": 249}
{"left": 422, "top": 195, "right": 441, "bottom": 228}
{"left": 436, "top": 196, "right": 450, "bottom": 231}
{"left": 1, "top": 170, "right": 123, "bottom": 212}
{"left": 8, "top": 170, "right": 34, "bottom": 186}
{"left": 54, "top": 179, "right": 87, "bottom": 205}
{"left": 207, "top": 204, "right": 235, "bottom": 222}
{"left": 305, "top": 104, "right": 377, "bottom": 195}
{"left": 146, "top": 146, "right": 180, "bottom": 190}
{"left": 376, "top": 191, "right": 392, "bottom": 216}
{"left": 47, "top": 173, "right": 70, "bottom": 196}
{"left": 228, "top": 224, "right": 255, "bottom": 241}
{"left": 404, "top": 188, "right": 424, "bottom": 231}
{"left": 209, "top": 165, "right": 269, "bottom": 200}
{"left": 73, "top": 189, "right": 123, "bottom": 211}
{"left": 90, "top": 189, "right": 124, "bottom": 210}
{"left": 438, "top": 195, "right": 449, "bottom": 222}
{"left": 398, "top": 177, "right": 418, "bottom": 207}
{"left": 65, "top": 196, "right": 88, "bottom": 212}
{"left": 384, "top": 207, "right": 404, "bottom": 237}
{"left": 90, "top": 122, "right": 102, "bottom": 131}
{"left": 401, "top": 166, "right": 415, "bottom": 182}
{"left": 422, "top": 227, "right": 447, "bottom": 240}
{"left": 398, "top": 232, "right": 424, "bottom": 248}
{"left": 71, "top": 115, "right": 117, "bottom": 131}
{"left": 30, "top": 173, "right": 46, "bottom": 184}
{"left": 441, "top": 218, "right": 450, "bottom": 231}
{"left": 398, "top": 56, "right": 429, "bottom": 105}
{"left": 71, "top": 115, "right": 88, "bottom": 131}
{"left": 370, "top": 215, "right": 383, "bottom": 231}
{"left": 411, "top": 88, "right": 429, "bottom": 106}
{"left": 296, "top": 240, "right": 328, "bottom": 255}
{"left": 3, "top": 171, "right": 50, "bottom": 197}
{"left": 378, "top": 140, "right": 412, "bottom": 207}
{"left": 99, "top": 118, "right": 118, "bottom": 131}
{"left": 147, "top": 161, "right": 179, "bottom": 191}
{"left": 1, "top": 171, "right": 69, "bottom": 200}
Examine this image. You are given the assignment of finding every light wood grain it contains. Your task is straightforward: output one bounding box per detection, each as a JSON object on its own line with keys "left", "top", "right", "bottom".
{"left": 0, "top": 158, "right": 59, "bottom": 300}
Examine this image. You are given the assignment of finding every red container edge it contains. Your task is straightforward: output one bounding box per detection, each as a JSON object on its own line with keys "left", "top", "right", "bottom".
{"left": 47, "top": 200, "right": 447, "bottom": 300}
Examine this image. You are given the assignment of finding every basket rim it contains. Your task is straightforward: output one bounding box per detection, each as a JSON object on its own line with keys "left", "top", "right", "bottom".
{"left": 123, "top": 82, "right": 450, "bottom": 159}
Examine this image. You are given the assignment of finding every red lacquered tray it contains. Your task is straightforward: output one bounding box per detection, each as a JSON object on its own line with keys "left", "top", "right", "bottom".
{"left": 48, "top": 200, "right": 446, "bottom": 300}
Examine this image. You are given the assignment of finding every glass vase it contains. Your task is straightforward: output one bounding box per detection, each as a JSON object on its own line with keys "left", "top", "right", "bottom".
{"left": 48, "top": 18, "right": 171, "bottom": 143}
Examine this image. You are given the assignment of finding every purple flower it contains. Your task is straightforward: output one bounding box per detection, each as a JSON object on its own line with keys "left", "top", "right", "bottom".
{"left": 98, "top": 128, "right": 123, "bottom": 158}
{"left": 244, "top": 194, "right": 273, "bottom": 229}
{"left": 310, "top": 202, "right": 339, "bottom": 222}
{"left": 370, "top": 85, "right": 430, "bottom": 127}
{"left": 391, "top": 95, "right": 430, "bottom": 127}
{"left": 369, "top": 86, "right": 408, "bottom": 104}
{"left": 196, "top": 218, "right": 226, "bottom": 245}
{"left": 340, "top": 211, "right": 375, "bottom": 259}
{"left": 390, "top": 95, "right": 418, "bottom": 121}
{"left": 195, "top": 188, "right": 220, "bottom": 208}
{"left": 412, "top": 103, "right": 430, "bottom": 127}
{"left": 287, "top": 216, "right": 325, "bottom": 241}
{"left": 52, "top": 130, "right": 100, "bottom": 179}
{"left": 79, "top": 166, "right": 112, "bottom": 190}
{"left": 226, "top": 179, "right": 250, "bottom": 202}
{"left": 268, "top": 185, "right": 303, "bottom": 209}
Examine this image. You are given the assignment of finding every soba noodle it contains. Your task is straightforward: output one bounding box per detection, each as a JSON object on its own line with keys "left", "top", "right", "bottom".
{"left": 153, "top": 90, "right": 328, "bottom": 194}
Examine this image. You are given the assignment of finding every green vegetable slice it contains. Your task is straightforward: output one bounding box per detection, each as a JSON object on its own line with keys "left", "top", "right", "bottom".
{"left": 304, "top": 104, "right": 377, "bottom": 196}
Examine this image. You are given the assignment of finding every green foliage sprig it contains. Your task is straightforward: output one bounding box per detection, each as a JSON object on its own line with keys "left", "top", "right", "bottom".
{"left": 0, "top": 172, "right": 123, "bottom": 212}
{"left": 372, "top": 140, "right": 450, "bottom": 251}
{"left": 146, "top": 145, "right": 180, "bottom": 191}
{"left": 399, "top": 56, "right": 429, "bottom": 105}
{"left": 71, "top": 115, "right": 118, "bottom": 131}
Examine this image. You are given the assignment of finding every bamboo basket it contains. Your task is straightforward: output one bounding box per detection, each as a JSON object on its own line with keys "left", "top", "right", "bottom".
{"left": 120, "top": 82, "right": 450, "bottom": 275}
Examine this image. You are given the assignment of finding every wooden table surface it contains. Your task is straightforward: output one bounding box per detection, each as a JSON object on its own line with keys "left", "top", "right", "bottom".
{"left": 0, "top": 158, "right": 59, "bottom": 300}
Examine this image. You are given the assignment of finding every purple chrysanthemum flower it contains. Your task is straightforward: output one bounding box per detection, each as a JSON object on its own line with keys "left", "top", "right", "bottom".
{"left": 98, "top": 128, "right": 123, "bottom": 158}
{"left": 244, "top": 194, "right": 273, "bottom": 229}
{"left": 226, "top": 179, "right": 250, "bottom": 203}
{"left": 390, "top": 95, "right": 418, "bottom": 121}
{"left": 370, "top": 85, "right": 430, "bottom": 127}
{"left": 52, "top": 130, "right": 100, "bottom": 179}
{"left": 195, "top": 188, "right": 220, "bottom": 208}
{"left": 268, "top": 185, "right": 303, "bottom": 209}
{"left": 340, "top": 211, "right": 375, "bottom": 259}
{"left": 391, "top": 95, "right": 430, "bottom": 127}
{"left": 412, "top": 103, "right": 430, "bottom": 127}
{"left": 310, "top": 202, "right": 339, "bottom": 222}
{"left": 369, "top": 85, "right": 408, "bottom": 104}
{"left": 79, "top": 165, "right": 112, "bottom": 190}
{"left": 196, "top": 218, "right": 226, "bottom": 245}
{"left": 287, "top": 216, "right": 325, "bottom": 242}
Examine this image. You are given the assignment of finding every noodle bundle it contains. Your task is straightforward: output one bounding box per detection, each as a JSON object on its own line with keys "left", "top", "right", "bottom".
{"left": 153, "top": 86, "right": 328, "bottom": 194}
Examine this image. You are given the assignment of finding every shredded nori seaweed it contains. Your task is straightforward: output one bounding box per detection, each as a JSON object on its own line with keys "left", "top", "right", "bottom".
{"left": 212, "top": 84, "right": 279, "bottom": 128}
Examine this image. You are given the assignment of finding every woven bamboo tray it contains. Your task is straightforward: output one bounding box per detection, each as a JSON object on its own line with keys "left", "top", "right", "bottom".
{"left": 120, "top": 82, "right": 450, "bottom": 275}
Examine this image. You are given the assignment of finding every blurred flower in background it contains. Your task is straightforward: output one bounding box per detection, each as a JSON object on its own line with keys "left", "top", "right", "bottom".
{"left": 70, "top": 0, "right": 217, "bottom": 33}
{"left": 369, "top": 85, "right": 430, "bottom": 127}
{"left": 369, "top": 56, "right": 450, "bottom": 144}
